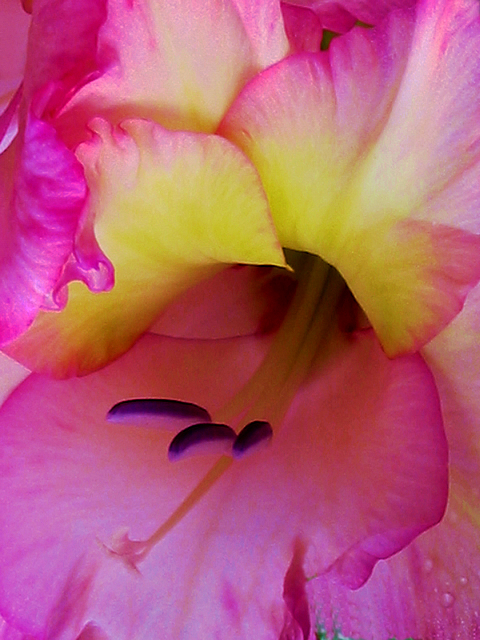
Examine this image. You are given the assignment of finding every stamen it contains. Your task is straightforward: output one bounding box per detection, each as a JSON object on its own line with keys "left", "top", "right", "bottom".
{"left": 168, "top": 423, "right": 236, "bottom": 461}
{"left": 233, "top": 420, "right": 273, "bottom": 459}
{"left": 107, "top": 398, "right": 211, "bottom": 429}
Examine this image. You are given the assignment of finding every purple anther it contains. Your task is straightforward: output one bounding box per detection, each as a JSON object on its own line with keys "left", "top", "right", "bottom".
{"left": 168, "top": 423, "right": 236, "bottom": 462}
{"left": 232, "top": 420, "right": 273, "bottom": 459}
{"left": 106, "top": 398, "right": 211, "bottom": 429}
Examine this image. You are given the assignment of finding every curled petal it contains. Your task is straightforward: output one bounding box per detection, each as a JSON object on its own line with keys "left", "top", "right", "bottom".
{"left": 0, "top": 352, "right": 29, "bottom": 406}
{"left": 0, "top": 101, "right": 89, "bottom": 345}
{"left": 348, "top": 219, "right": 480, "bottom": 356}
{"left": 5, "top": 118, "right": 284, "bottom": 376}
{"left": 76, "top": 623, "right": 111, "bottom": 640}
{"left": 221, "top": 0, "right": 480, "bottom": 355}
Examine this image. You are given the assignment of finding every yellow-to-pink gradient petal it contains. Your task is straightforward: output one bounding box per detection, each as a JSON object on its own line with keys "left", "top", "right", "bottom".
{"left": 57, "top": 0, "right": 290, "bottom": 144}
{"left": 220, "top": 0, "right": 480, "bottom": 356}
{"left": 4, "top": 118, "right": 285, "bottom": 377}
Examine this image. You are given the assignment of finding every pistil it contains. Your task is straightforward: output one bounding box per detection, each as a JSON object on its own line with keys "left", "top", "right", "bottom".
{"left": 216, "top": 254, "right": 345, "bottom": 430}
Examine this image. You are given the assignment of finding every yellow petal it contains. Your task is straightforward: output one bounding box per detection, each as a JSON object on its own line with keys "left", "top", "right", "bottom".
{"left": 6, "top": 118, "right": 284, "bottom": 376}
{"left": 221, "top": 2, "right": 480, "bottom": 354}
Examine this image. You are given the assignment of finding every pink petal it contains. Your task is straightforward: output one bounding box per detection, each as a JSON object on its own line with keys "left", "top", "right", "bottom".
{"left": 425, "top": 285, "right": 480, "bottom": 489}
{"left": 0, "top": 328, "right": 446, "bottom": 638}
{"left": 231, "top": 0, "right": 291, "bottom": 67}
{"left": 308, "top": 484, "right": 480, "bottom": 639}
{"left": 57, "top": 0, "right": 289, "bottom": 143}
{"left": 150, "top": 265, "right": 296, "bottom": 339}
{"left": 308, "top": 285, "right": 480, "bottom": 639}
{"left": 295, "top": 1, "right": 357, "bottom": 33}
{"left": 22, "top": 0, "right": 107, "bottom": 105}
{"left": 220, "top": 0, "right": 480, "bottom": 356}
{"left": 0, "top": 0, "right": 30, "bottom": 97}
{"left": 0, "top": 0, "right": 29, "bottom": 153}
{"left": 280, "top": 3, "right": 324, "bottom": 53}
{"left": 0, "top": 2, "right": 115, "bottom": 352}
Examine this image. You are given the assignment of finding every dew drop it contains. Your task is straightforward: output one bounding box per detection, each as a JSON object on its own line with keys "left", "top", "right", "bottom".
{"left": 441, "top": 592, "right": 455, "bottom": 608}
{"left": 424, "top": 559, "right": 433, "bottom": 574}
{"left": 448, "top": 510, "right": 459, "bottom": 524}
{"left": 168, "top": 423, "right": 236, "bottom": 461}
{"left": 459, "top": 576, "right": 468, "bottom": 586}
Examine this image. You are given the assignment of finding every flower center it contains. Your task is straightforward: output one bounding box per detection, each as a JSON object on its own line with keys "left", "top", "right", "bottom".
{"left": 104, "top": 254, "right": 347, "bottom": 570}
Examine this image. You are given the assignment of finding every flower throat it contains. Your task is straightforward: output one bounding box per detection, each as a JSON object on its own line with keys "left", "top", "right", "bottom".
{"left": 104, "top": 253, "right": 347, "bottom": 570}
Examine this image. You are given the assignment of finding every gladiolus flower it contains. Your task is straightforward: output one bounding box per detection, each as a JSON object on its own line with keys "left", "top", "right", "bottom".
{"left": 0, "top": 0, "right": 479, "bottom": 639}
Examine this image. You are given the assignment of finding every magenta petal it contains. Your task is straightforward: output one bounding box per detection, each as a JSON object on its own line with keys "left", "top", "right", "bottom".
{"left": 23, "top": 0, "right": 107, "bottom": 104}
{"left": 284, "top": 0, "right": 415, "bottom": 31}
{"left": 0, "top": 0, "right": 30, "bottom": 96}
{"left": 0, "top": 100, "right": 89, "bottom": 344}
{"left": 0, "top": 328, "right": 447, "bottom": 638}
{"left": 280, "top": 3, "right": 324, "bottom": 52}
{"left": 308, "top": 2, "right": 357, "bottom": 33}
